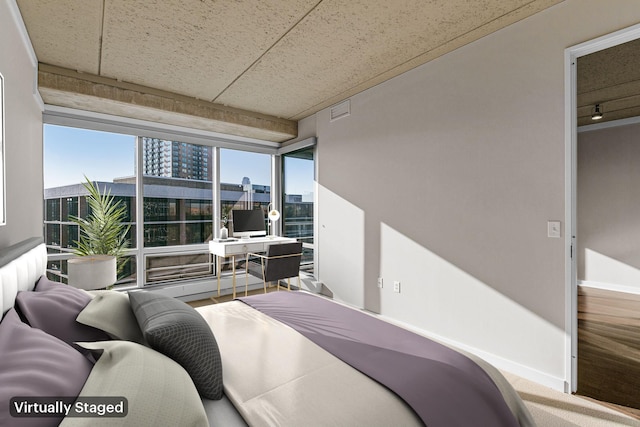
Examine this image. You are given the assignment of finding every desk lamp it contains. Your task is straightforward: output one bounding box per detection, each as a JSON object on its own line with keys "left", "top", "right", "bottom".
{"left": 267, "top": 204, "right": 280, "bottom": 237}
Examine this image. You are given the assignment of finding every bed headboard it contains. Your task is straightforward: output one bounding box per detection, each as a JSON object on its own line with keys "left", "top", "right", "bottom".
{"left": 0, "top": 237, "right": 47, "bottom": 315}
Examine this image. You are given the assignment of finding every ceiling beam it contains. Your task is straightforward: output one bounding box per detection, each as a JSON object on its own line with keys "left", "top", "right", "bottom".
{"left": 37, "top": 64, "right": 297, "bottom": 143}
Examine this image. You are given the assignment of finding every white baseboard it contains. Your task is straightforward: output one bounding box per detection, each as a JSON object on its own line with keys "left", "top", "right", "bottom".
{"left": 375, "top": 314, "right": 567, "bottom": 392}
{"left": 579, "top": 280, "right": 640, "bottom": 295}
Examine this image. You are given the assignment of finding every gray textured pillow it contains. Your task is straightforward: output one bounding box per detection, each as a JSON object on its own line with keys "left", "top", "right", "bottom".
{"left": 128, "top": 291, "right": 224, "bottom": 400}
{"left": 60, "top": 340, "right": 208, "bottom": 427}
{"left": 77, "top": 290, "right": 144, "bottom": 343}
{"left": 0, "top": 308, "right": 93, "bottom": 427}
{"left": 15, "top": 276, "right": 110, "bottom": 348}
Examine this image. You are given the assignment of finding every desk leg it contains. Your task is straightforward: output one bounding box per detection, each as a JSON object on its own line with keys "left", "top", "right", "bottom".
{"left": 216, "top": 255, "right": 221, "bottom": 297}
{"left": 245, "top": 253, "right": 249, "bottom": 297}
{"left": 232, "top": 255, "right": 236, "bottom": 299}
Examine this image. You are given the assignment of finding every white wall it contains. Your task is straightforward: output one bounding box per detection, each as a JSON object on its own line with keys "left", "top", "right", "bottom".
{"left": 0, "top": 0, "right": 43, "bottom": 247}
{"left": 313, "top": 0, "right": 640, "bottom": 390}
{"left": 578, "top": 122, "right": 640, "bottom": 289}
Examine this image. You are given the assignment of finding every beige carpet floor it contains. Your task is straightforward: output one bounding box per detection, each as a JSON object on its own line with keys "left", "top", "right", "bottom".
{"left": 504, "top": 372, "right": 640, "bottom": 426}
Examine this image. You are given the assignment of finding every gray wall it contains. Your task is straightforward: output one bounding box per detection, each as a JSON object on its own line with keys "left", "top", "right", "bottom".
{"left": 4, "top": 0, "right": 640, "bottom": 392}
{"left": 0, "top": 0, "right": 43, "bottom": 247}
{"left": 312, "top": 0, "right": 640, "bottom": 390}
{"left": 578, "top": 122, "right": 640, "bottom": 289}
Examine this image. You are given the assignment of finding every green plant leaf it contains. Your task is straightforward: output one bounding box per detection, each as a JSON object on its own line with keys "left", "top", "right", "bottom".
{"left": 70, "top": 176, "right": 130, "bottom": 275}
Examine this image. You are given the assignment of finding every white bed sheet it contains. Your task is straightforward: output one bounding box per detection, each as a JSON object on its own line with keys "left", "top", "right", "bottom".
{"left": 197, "top": 301, "right": 423, "bottom": 427}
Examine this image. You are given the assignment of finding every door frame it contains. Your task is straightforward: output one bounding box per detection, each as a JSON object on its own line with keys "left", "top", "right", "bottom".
{"left": 278, "top": 137, "right": 317, "bottom": 276}
{"left": 565, "top": 23, "right": 640, "bottom": 393}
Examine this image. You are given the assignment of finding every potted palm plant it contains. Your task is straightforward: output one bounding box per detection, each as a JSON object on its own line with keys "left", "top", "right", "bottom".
{"left": 67, "top": 177, "right": 130, "bottom": 289}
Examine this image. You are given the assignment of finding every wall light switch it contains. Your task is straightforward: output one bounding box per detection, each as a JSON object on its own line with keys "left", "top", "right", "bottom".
{"left": 548, "top": 221, "right": 561, "bottom": 238}
{"left": 377, "top": 277, "right": 383, "bottom": 289}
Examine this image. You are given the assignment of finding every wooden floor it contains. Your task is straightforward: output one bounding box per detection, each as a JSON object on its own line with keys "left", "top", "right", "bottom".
{"left": 577, "top": 285, "right": 640, "bottom": 414}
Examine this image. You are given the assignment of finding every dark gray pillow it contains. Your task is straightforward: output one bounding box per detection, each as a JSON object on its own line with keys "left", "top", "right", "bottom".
{"left": 128, "top": 291, "right": 223, "bottom": 400}
{"left": 16, "top": 276, "right": 110, "bottom": 348}
{"left": 0, "top": 308, "right": 93, "bottom": 427}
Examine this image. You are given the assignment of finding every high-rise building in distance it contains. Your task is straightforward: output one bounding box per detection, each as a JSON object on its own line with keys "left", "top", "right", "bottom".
{"left": 142, "top": 137, "right": 211, "bottom": 181}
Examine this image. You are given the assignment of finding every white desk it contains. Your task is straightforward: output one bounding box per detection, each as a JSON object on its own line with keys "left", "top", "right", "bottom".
{"left": 208, "top": 236, "right": 296, "bottom": 298}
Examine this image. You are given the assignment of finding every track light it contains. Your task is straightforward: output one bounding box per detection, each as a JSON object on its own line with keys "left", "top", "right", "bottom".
{"left": 592, "top": 104, "right": 604, "bottom": 120}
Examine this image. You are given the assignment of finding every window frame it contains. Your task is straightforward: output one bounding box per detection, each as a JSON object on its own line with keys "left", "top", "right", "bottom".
{"left": 43, "top": 107, "right": 284, "bottom": 290}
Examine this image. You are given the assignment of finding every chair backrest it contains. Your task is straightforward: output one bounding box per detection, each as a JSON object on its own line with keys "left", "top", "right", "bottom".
{"left": 264, "top": 242, "right": 303, "bottom": 282}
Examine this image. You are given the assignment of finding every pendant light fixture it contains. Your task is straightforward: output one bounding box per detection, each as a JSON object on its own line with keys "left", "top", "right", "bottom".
{"left": 592, "top": 103, "right": 604, "bottom": 120}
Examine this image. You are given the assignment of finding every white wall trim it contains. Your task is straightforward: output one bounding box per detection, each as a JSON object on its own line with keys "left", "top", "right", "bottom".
{"left": 310, "top": 291, "right": 568, "bottom": 390}
{"left": 6, "top": 0, "right": 43, "bottom": 111}
{"left": 376, "top": 313, "right": 566, "bottom": 391}
{"left": 563, "top": 42, "right": 577, "bottom": 394}
{"left": 6, "top": 0, "right": 37, "bottom": 69}
{"left": 565, "top": 21, "right": 640, "bottom": 394}
{"left": 579, "top": 280, "right": 640, "bottom": 296}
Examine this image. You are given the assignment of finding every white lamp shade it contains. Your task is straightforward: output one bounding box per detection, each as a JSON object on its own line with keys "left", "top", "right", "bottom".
{"left": 68, "top": 255, "right": 117, "bottom": 290}
{"left": 268, "top": 209, "right": 280, "bottom": 236}
{"left": 268, "top": 209, "right": 280, "bottom": 222}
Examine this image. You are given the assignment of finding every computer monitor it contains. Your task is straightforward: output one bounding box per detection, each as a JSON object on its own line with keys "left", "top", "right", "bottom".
{"left": 231, "top": 209, "right": 266, "bottom": 238}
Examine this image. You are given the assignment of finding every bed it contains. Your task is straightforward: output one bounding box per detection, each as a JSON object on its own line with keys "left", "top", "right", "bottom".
{"left": 0, "top": 237, "right": 536, "bottom": 426}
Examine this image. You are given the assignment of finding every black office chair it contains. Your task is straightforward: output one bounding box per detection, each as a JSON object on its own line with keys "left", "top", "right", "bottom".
{"left": 245, "top": 242, "right": 303, "bottom": 295}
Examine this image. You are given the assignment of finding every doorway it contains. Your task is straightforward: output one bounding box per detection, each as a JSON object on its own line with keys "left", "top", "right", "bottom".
{"left": 567, "top": 23, "right": 640, "bottom": 403}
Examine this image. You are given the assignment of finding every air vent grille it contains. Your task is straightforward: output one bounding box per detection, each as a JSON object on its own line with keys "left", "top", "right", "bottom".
{"left": 330, "top": 99, "right": 350, "bottom": 122}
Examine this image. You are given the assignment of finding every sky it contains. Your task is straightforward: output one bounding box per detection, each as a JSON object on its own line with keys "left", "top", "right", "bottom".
{"left": 44, "top": 125, "right": 135, "bottom": 188}
{"left": 43, "top": 125, "right": 313, "bottom": 196}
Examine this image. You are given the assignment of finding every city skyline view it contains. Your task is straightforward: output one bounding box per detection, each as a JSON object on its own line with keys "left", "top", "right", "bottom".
{"left": 43, "top": 124, "right": 315, "bottom": 286}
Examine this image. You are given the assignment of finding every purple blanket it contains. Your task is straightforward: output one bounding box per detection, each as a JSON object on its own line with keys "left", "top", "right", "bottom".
{"left": 239, "top": 292, "right": 519, "bottom": 427}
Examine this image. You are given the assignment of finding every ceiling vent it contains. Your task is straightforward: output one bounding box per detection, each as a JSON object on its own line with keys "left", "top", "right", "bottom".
{"left": 330, "top": 99, "right": 350, "bottom": 122}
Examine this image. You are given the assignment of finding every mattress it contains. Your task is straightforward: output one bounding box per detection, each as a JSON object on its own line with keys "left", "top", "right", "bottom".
{"left": 197, "top": 292, "right": 535, "bottom": 427}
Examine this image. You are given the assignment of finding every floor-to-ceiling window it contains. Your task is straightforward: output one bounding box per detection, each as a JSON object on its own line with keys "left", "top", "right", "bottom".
{"left": 43, "top": 123, "right": 289, "bottom": 291}
{"left": 220, "top": 148, "right": 271, "bottom": 234}
{"left": 217, "top": 148, "right": 272, "bottom": 274}
{"left": 43, "top": 125, "right": 137, "bottom": 286}
{"left": 43, "top": 120, "right": 314, "bottom": 292}
{"left": 282, "top": 147, "right": 315, "bottom": 273}
{"left": 141, "top": 137, "right": 215, "bottom": 285}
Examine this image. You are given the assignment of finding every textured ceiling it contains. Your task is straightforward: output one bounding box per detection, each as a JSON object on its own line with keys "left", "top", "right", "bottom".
{"left": 18, "top": 0, "right": 563, "bottom": 141}
{"left": 578, "top": 38, "right": 640, "bottom": 127}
